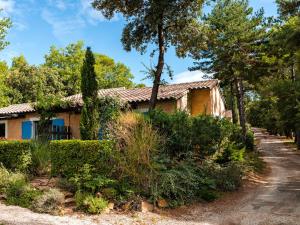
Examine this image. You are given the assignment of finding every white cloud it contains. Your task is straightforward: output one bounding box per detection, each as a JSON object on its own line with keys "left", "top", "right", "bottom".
{"left": 0, "top": 0, "right": 15, "bottom": 16}
{"left": 41, "top": 9, "right": 85, "bottom": 40}
{"left": 42, "top": 0, "right": 117, "bottom": 41}
{"left": 172, "top": 70, "right": 209, "bottom": 84}
{"left": 80, "top": 0, "right": 115, "bottom": 25}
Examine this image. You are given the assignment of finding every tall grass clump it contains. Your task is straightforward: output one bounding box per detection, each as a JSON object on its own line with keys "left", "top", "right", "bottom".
{"left": 110, "top": 112, "right": 163, "bottom": 194}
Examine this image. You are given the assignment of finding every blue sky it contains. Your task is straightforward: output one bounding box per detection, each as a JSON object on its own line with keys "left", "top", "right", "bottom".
{"left": 0, "top": 0, "right": 278, "bottom": 86}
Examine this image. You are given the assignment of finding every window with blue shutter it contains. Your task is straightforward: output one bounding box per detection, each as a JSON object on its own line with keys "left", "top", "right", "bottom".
{"left": 52, "top": 118, "right": 64, "bottom": 140}
{"left": 22, "top": 121, "right": 32, "bottom": 140}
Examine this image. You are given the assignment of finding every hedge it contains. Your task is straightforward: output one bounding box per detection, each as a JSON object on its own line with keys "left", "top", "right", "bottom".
{"left": 0, "top": 141, "right": 33, "bottom": 171}
{"left": 50, "top": 140, "right": 114, "bottom": 178}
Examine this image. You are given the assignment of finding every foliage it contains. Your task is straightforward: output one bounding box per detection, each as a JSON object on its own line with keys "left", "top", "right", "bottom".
{"left": 92, "top": 0, "right": 205, "bottom": 109}
{"left": 0, "top": 141, "right": 33, "bottom": 172}
{"left": 69, "top": 163, "right": 117, "bottom": 194}
{"left": 149, "top": 110, "right": 253, "bottom": 159}
{"left": 97, "top": 96, "right": 124, "bottom": 139}
{"left": 50, "top": 140, "right": 114, "bottom": 177}
{"left": 152, "top": 160, "right": 217, "bottom": 207}
{"left": 110, "top": 112, "right": 162, "bottom": 193}
{"left": 30, "top": 142, "right": 51, "bottom": 175}
{"left": 75, "top": 191, "right": 108, "bottom": 214}
{"left": 44, "top": 41, "right": 135, "bottom": 96}
{"left": 201, "top": 161, "right": 243, "bottom": 191}
{"left": 5, "top": 173, "right": 41, "bottom": 208}
{"left": 31, "top": 188, "right": 64, "bottom": 214}
{"left": 80, "top": 47, "right": 99, "bottom": 140}
{"left": 189, "top": 0, "right": 268, "bottom": 138}
{"left": 6, "top": 56, "right": 65, "bottom": 104}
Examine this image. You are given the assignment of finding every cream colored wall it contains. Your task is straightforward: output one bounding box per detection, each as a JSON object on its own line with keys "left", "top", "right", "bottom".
{"left": 5, "top": 112, "right": 81, "bottom": 140}
{"left": 210, "top": 86, "right": 226, "bottom": 117}
{"left": 136, "top": 100, "right": 177, "bottom": 113}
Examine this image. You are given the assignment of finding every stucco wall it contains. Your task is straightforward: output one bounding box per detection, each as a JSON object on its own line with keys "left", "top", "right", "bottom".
{"left": 210, "top": 86, "right": 226, "bottom": 117}
{"left": 190, "top": 89, "right": 212, "bottom": 116}
{"left": 136, "top": 100, "right": 177, "bottom": 113}
{"left": 5, "top": 112, "right": 81, "bottom": 140}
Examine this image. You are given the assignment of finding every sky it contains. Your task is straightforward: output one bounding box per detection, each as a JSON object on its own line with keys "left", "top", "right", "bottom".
{"left": 0, "top": 0, "right": 278, "bottom": 86}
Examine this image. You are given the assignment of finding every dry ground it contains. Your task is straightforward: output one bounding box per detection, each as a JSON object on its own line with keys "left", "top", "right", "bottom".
{"left": 0, "top": 128, "right": 300, "bottom": 225}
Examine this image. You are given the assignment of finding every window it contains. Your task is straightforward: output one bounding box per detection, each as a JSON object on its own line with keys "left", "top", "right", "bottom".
{"left": 0, "top": 121, "right": 7, "bottom": 139}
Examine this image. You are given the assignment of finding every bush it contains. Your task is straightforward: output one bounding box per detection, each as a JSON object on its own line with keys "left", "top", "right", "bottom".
{"left": 191, "top": 116, "right": 222, "bottom": 158}
{"left": 0, "top": 164, "right": 10, "bottom": 192}
{"left": 0, "top": 141, "right": 33, "bottom": 172}
{"left": 110, "top": 112, "right": 162, "bottom": 193}
{"left": 151, "top": 160, "right": 217, "bottom": 207}
{"left": 149, "top": 110, "right": 192, "bottom": 157}
{"left": 201, "top": 161, "right": 243, "bottom": 191}
{"left": 75, "top": 191, "right": 108, "bottom": 214}
{"left": 5, "top": 174, "right": 41, "bottom": 208}
{"left": 32, "top": 188, "right": 64, "bottom": 214}
{"left": 69, "top": 163, "right": 117, "bottom": 194}
{"left": 50, "top": 140, "right": 114, "bottom": 178}
{"left": 31, "top": 142, "right": 51, "bottom": 175}
{"left": 83, "top": 196, "right": 108, "bottom": 214}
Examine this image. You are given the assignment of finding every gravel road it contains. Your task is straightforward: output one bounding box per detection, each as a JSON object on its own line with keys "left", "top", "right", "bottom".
{"left": 0, "top": 128, "right": 299, "bottom": 225}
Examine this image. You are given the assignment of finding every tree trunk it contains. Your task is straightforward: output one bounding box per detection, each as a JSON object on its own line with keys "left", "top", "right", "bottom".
{"left": 149, "top": 24, "right": 165, "bottom": 111}
{"left": 235, "top": 78, "right": 247, "bottom": 139}
{"left": 230, "top": 81, "right": 238, "bottom": 124}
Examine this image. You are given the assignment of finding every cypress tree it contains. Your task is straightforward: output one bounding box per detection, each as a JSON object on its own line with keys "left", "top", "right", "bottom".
{"left": 80, "top": 47, "right": 99, "bottom": 140}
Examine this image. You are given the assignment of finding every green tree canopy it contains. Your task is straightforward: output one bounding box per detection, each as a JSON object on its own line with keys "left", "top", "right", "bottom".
{"left": 44, "top": 41, "right": 135, "bottom": 96}
{"left": 92, "top": 0, "right": 206, "bottom": 110}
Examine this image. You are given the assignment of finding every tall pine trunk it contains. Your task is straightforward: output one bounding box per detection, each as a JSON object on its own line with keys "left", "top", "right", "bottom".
{"left": 149, "top": 23, "right": 165, "bottom": 111}
{"left": 230, "top": 81, "right": 238, "bottom": 124}
{"left": 235, "top": 78, "right": 247, "bottom": 139}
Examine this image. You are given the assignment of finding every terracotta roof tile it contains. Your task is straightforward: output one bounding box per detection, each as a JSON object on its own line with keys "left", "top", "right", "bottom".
{"left": 0, "top": 103, "right": 35, "bottom": 116}
{"left": 0, "top": 80, "right": 219, "bottom": 115}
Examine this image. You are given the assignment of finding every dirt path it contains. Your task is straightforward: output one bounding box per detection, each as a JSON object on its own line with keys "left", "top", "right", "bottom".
{"left": 1, "top": 128, "right": 300, "bottom": 225}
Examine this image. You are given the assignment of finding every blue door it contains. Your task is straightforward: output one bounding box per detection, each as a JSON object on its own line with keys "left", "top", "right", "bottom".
{"left": 22, "top": 121, "right": 32, "bottom": 140}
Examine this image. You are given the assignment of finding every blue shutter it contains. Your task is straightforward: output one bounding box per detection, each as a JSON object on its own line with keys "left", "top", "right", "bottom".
{"left": 22, "top": 121, "right": 32, "bottom": 140}
{"left": 52, "top": 118, "right": 64, "bottom": 127}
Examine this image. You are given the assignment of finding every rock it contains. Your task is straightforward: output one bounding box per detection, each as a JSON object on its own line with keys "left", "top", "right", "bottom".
{"left": 141, "top": 201, "right": 154, "bottom": 212}
{"left": 122, "top": 202, "right": 131, "bottom": 211}
{"left": 64, "top": 197, "right": 75, "bottom": 204}
{"left": 108, "top": 202, "right": 114, "bottom": 210}
{"left": 157, "top": 199, "right": 168, "bottom": 208}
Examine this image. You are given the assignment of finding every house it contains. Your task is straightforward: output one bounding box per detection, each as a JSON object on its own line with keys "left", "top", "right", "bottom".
{"left": 0, "top": 80, "right": 227, "bottom": 140}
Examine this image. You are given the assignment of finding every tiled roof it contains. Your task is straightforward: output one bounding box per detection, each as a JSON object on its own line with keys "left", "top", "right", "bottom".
{"left": 65, "top": 80, "right": 219, "bottom": 106}
{"left": 0, "top": 103, "right": 35, "bottom": 116}
{"left": 0, "top": 80, "right": 219, "bottom": 115}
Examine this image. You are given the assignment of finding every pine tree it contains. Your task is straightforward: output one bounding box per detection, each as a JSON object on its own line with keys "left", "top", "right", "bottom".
{"left": 80, "top": 47, "right": 99, "bottom": 140}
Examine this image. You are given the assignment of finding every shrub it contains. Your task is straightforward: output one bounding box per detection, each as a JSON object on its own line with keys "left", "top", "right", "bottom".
{"left": 151, "top": 159, "right": 217, "bottom": 207}
{"left": 69, "top": 163, "right": 117, "bottom": 193}
{"left": 201, "top": 161, "right": 243, "bottom": 192}
{"left": 5, "top": 175, "right": 41, "bottom": 208}
{"left": 0, "top": 164, "right": 10, "bottom": 192}
{"left": 30, "top": 142, "right": 51, "bottom": 175}
{"left": 149, "top": 110, "right": 192, "bottom": 157}
{"left": 0, "top": 141, "right": 33, "bottom": 172}
{"left": 191, "top": 116, "right": 222, "bottom": 158}
{"left": 75, "top": 191, "right": 108, "bottom": 214}
{"left": 50, "top": 140, "right": 114, "bottom": 178}
{"left": 32, "top": 188, "right": 64, "bottom": 214}
{"left": 110, "top": 112, "right": 162, "bottom": 193}
{"left": 83, "top": 196, "right": 108, "bottom": 214}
